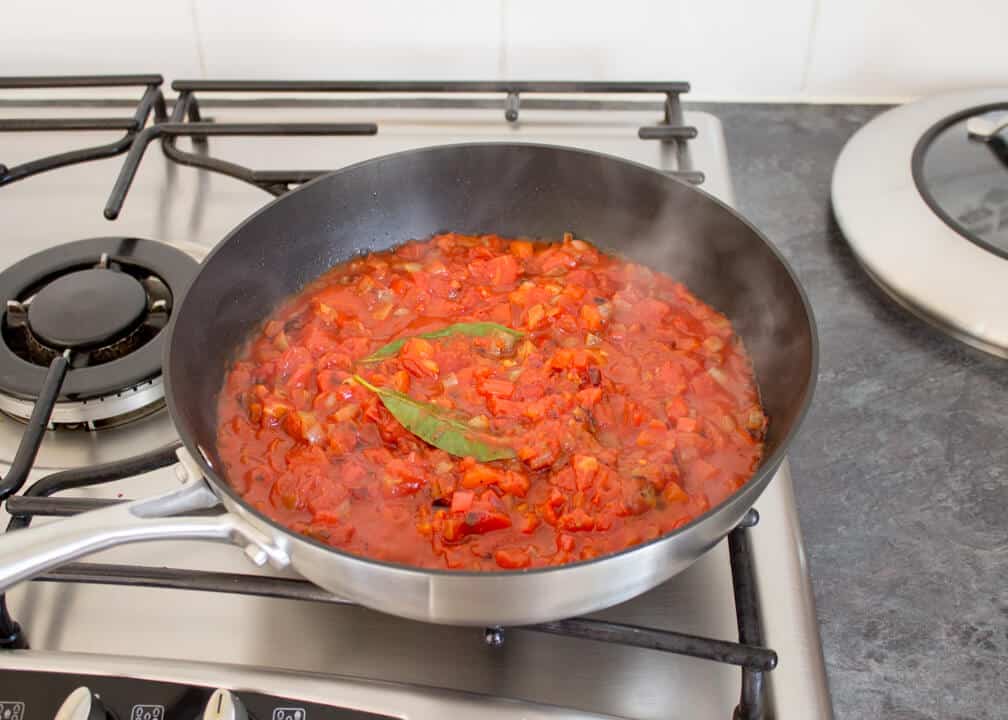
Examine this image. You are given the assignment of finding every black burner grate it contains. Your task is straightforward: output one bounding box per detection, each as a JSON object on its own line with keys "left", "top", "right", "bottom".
{"left": 104, "top": 79, "right": 703, "bottom": 218}
{"left": 0, "top": 443, "right": 775, "bottom": 720}
{"left": 0, "top": 75, "right": 166, "bottom": 186}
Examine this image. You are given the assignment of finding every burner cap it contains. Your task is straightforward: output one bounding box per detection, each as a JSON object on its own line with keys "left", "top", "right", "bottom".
{"left": 27, "top": 268, "right": 147, "bottom": 350}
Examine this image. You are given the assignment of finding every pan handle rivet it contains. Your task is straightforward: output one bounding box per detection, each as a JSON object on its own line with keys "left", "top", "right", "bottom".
{"left": 243, "top": 544, "right": 269, "bottom": 566}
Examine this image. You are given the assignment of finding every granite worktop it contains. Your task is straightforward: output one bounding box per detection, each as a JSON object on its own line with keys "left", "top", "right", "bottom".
{"left": 688, "top": 103, "right": 1007, "bottom": 719}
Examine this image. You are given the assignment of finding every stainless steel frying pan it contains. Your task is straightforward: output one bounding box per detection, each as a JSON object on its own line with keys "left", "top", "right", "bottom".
{"left": 0, "top": 144, "right": 817, "bottom": 626}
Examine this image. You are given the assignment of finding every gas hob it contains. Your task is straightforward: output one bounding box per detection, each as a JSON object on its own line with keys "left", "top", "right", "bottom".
{"left": 0, "top": 77, "right": 831, "bottom": 720}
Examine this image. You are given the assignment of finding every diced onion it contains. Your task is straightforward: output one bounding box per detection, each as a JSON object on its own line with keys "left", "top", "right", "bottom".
{"left": 708, "top": 367, "right": 730, "bottom": 389}
{"left": 495, "top": 331, "right": 517, "bottom": 354}
{"left": 333, "top": 403, "right": 360, "bottom": 422}
{"left": 357, "top": 275, "right": 375, "bottom": 293}
{"left": 442, "top": 372, "right": 459, "bottom": 388}
{"left": 263, "top": 320, "right": 283, "bottom": 338}
{"left": 468, "top": 414, "right": 490, "bottom": 430}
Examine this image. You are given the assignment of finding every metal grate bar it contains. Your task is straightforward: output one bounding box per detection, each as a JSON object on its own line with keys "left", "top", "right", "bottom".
{"left": 31, "top": 545, "right": 776, "bottom": 674}
{"left": 37, "top": 562, "right": 350, "bottom": 604}
{"left": 529, "top": 616, "right": 776, "bottom": 671}
{"left": 0, "top": 76, "right": 165, "bottom": 187}
{"left": 0, "top": 118, "right": 138, "bottom": 132}
{"left": 639, "top": 125, "right": 698, "bottom": 140}
{"left": 103, "top": 79, "right": 699, "bottom": 215}
{"left": 729, "top": 513, "right": 771, "bottom": 720}
{"left": 666, "top": 170, "right": 706, "bottom": 185}
{"left": 5, "top": 496, "right": 221, "bottom": 517}
{"left": 172, "top": 80, "right": 690, "bottom": 94}
{"left": 104, "top": 107, "right": 378, "bottom": 218}
{"left": 0, "top": 75, "right": 163, "bottom": 89}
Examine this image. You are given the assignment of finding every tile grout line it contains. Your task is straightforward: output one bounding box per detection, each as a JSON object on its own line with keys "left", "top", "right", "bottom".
{"left": 800, "top": 0, "right": 824, "bottom": 98}
{"left": 497, "top": 0, "right": 509, "bottom": 79}
{"left": 189, "top": 0, "right": 209, "bottom": 78}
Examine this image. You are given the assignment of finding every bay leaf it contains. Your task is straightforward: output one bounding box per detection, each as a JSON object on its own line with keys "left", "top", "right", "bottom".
{"left": 360, "top": 321, "right": 523, "bottom": 363}
{"left": 352, "top": 374, "right": 515, "bottom": 462}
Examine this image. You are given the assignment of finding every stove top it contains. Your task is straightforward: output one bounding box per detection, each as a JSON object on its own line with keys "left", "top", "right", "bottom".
{"left": 0, "top": 78, "right": 831, "bottom": 720}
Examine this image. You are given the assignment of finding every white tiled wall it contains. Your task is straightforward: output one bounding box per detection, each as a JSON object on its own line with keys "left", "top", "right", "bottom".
{"left": 193, "top": 1, "right": 503, "bottom": 79}
{"left": 2, "top": 0, "right": 1006, "bottom": 101}
{"left": 2, "top": 1, "right": 202, "bottom": 85}
{"left": 803, "top": 0, "right": 1008, "bottom": 99}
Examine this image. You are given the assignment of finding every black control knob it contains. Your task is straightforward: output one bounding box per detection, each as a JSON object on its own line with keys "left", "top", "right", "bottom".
{"left": 202, "top": 689, "right": 250, "bottom": 720}
{"left": 54, "top": 687, "right": 111, "bottom": 720}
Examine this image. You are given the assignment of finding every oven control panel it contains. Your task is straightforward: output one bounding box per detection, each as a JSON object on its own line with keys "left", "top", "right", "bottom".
{"left": 0, "top": 671, "right": 395, "bottom": 720}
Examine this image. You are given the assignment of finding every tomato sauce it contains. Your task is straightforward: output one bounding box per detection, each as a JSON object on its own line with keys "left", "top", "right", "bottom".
{"left": 216, "top": 233, "right": 767, "bottom": 570}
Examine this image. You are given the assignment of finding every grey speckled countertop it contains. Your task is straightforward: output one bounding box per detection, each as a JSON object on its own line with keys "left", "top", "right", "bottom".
{"left": 687, "top": 103, "right": 1008, "bottom": 720}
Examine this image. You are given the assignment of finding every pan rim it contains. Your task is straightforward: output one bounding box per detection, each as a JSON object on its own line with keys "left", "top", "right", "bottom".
{"left": 165, "top": 140, "right": 820, "bottom": 581}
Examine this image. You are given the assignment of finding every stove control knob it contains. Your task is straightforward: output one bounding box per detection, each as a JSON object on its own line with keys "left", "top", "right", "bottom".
{"left": 203, "top": 689, "right": 250, "bottom": 720}
{"left": 54, "top": 687, "right": 111, "bottom": 720}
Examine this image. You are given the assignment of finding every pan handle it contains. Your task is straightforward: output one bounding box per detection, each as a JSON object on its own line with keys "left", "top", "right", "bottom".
{"left": 0, "top": 462, "right": 290, "bottom": 594}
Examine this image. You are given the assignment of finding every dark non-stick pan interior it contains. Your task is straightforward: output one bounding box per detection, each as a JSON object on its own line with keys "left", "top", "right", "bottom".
{"left": 167, "top": 143, "right": 816, "bottom": 487}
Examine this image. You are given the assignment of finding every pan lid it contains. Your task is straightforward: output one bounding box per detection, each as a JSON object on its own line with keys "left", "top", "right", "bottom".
{"left": 832, "top": 88, "right": 1008, "bottom": 358}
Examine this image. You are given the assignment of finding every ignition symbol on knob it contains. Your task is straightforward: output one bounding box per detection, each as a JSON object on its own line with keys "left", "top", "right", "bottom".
{"left": 131, "top": 704, "right": 165, "bottom": 720}
{"left": 0, "top": 702, "right": 24, "bottom": 720}
{"left": 272, "top": 708, "right": 306, "bottom": 720}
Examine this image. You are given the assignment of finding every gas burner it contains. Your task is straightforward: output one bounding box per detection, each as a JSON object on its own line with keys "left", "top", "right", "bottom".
{"left": 0, "top": 238, "right": 198, "bottom": 428}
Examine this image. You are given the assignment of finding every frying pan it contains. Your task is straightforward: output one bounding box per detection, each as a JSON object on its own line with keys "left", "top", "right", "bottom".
{"left": 0, "top": 144, "right": 817, "bottom": 626}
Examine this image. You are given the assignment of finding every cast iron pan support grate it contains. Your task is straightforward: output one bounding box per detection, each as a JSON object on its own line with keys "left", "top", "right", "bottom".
{"left": 103, "top": 80, "right": 702, "bottom": 218}
{"left": 0, "top": 75, "right": 166, "bottom": 186}
{"left": 0, "top": 75, "right": 171, "bottom": 558}
{"left": 0, "top": 445, "right": 775, "bottom": 719}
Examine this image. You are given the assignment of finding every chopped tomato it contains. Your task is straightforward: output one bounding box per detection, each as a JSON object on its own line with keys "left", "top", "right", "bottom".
{"left": 217, "top": 233, "right": 765, "bottom": 571}
{"left": 450, "top": 490, "right": 474, "bottom": 513}
{"left": 461, "top": 463, "right": 504, "bottom": 490}
{"left": 676, "top": 416, "right": 698, "bottom": 433}
{"left": 494, "top": 547, "right": 531, "bottom": 569}
{"left": 480, "top": 378, "right": 515, "bottom": 398}
{"left": 579, "top": 304, "right": 603, "bottom": 331}
{"left": 486, "top": 254, "right": 520, "bottom": 286}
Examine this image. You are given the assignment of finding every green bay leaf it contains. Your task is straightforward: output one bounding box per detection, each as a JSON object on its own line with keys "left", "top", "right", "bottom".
{"left": 360, "top": 321, "right": 523, "bottom": 363}
{"left": 352, "top": 374, "right": 515, "bottom": 462}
